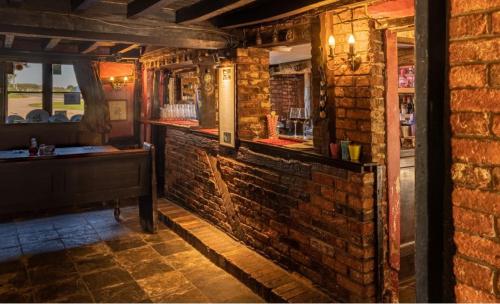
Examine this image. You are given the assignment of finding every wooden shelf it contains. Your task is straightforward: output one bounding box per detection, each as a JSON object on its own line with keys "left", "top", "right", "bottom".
{"left": 398, "top": 87, "right": 415, "bottom": 94}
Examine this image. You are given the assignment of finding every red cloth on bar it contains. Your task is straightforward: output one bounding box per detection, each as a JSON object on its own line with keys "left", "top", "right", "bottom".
{"left": 256, "top": 138, "right": 302, "bottom": 146}
{"left": 161, "top": 119, "right": 199, "bottom": 127}
{"left": 197, "top": 129, "right": 218, "bottom": 135}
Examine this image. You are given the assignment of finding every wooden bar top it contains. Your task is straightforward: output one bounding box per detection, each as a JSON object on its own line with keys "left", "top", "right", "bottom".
{"left": 0, "top": 145, "right": 121, "bottom": 162}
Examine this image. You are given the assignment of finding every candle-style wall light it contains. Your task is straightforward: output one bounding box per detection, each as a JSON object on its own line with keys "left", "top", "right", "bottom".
{"left": 346, "top": 10, "right": 361, "bottom": 71}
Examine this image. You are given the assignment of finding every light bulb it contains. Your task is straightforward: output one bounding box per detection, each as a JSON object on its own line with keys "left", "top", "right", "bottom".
{"left": 348, "top": 34, "right": 356, "bottom": 45}
{"left": 328, "top": 35, "right": 336, "bottom": 47}
{"left": 110, "top": 76, "right": 115, "bottom": 81}
{"left": 124, "top": 76, "right": 128, "bottom": 81}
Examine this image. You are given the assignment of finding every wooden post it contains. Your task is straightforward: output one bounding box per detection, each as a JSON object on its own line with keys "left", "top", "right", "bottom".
{"left": 385, "top": 29, "right": 401, "bottom": 300}
{"left": 42, "top": 63, "right": 53, "bottom": 114}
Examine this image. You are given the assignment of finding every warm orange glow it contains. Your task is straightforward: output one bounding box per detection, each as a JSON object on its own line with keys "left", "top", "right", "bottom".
{"left": 328, "top": 35, "right": 336, "bottom": 47}
{"left": 110, "top": 76, "right": 115, "bottom": 81}
{"left": 348, "top": 34, "right": 356, "bottom": 45}
{"left": 124, "top": 76, "right": 129, "bottom": 81}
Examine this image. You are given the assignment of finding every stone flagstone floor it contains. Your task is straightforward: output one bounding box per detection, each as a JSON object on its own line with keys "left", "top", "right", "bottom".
{"left": 0, "top": 206, "right": 263, "bottom": 303}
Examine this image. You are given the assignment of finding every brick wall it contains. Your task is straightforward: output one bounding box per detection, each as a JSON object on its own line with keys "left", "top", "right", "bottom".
{"left": 164, "top": 127, "right": 378, "bottom": 302}
{"left": 270, "top": 74, "right": 305, "bottom": 118}
{"left": 315, "top": 9, "right": 386, "bottom": 163}
{"left": 237, "top": 48, "right": 271, "bottom": 139}
{"left": 449, "top": 0, "right": 500, "bottom": 302}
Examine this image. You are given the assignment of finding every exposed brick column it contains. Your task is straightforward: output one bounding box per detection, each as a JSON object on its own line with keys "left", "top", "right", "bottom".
{"left": 449, "top": 1, "right": 500, "bottom": 302}
{"left": 236, "top": 48, "right": 271, "bottom": 140}
{"left": 314, "top": 9, "right": 386, "bottom": 163}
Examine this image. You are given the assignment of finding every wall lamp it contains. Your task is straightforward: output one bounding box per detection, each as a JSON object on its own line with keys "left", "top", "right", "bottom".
{"left": 106, "top": 75, "right": 133, "bottom": 90}
{"left": 347, "top": 33, "right": 361, "bottom": 71}
{"left": 327, "top": 10, "right": 361, "bottom": 72}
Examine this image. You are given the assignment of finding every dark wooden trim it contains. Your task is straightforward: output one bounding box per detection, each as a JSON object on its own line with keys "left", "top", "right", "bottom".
{"left": 71, "top": 0, "right": 99, "bottom": 12}
{"left": 374, "top": 165, "right": 385, "bottom": 303}
{"left": 127, "top": 0, "right": 175, "bottom": 19}
{"left": 212, "top": 0, "right": 361, "bottom": 29}
{"left": 415, "top": 0, "right": 453, "bottom": 301}
{"left": 142, "top": 120, "right": 377, "bottom": 173}
{"left": 43, "top": 38, "right": 61, "bottom": 51}
{"left": 80, "top": 41, "right": 100, "bottom": 54}
{"left": 4, "top": 34, "right": 14, "bottom": 48}
{"left": 0, "top": 10, "right": 228, "bottom": 49}
{"left": 0, "top": 48, "right": 115, "bottom": 63}
{"left": 176, "top": 0, "right": 257, "bottom": 24}
{"left": 42, "top": 63, "right": 52, "bottom": 114}
{"left": 0, "top": 62, "right": 6, "bottom": 124}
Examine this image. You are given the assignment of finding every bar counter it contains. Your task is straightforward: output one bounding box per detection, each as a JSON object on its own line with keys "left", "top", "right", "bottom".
{"left": 144, "top": 119, "right": 383, "bottom": 301}
{"left": 0, "top": 145, "right": 120, "bottom": 162}
{"left": 143, "top": 119, "right": 377, "bottom": 173}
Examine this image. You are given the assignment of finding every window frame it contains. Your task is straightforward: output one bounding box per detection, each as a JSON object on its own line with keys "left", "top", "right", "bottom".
{"left": 2, "top": 62, "right": 83, "bottom": 124}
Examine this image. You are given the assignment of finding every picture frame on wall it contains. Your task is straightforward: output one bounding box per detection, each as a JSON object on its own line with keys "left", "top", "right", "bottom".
{"left": 108, "top": 100, "right": 127, "bottom": 121}
{"left": 218, "top": 65, "right": 236, "bottom": 148}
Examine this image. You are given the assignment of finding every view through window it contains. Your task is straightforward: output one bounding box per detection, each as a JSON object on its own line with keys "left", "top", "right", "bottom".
{"left": 6, "top": 63, "right": 84, "bottom": 123}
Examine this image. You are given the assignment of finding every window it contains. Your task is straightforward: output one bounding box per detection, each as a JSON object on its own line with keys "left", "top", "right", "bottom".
{"left": 7, "top": 63, "right": 43, "bottom": 122}
{"left": 52, "top": 64, "right": 84, "bottom": 120}
{"left": 5, "top": 62, "right": 84, "bottom": 123}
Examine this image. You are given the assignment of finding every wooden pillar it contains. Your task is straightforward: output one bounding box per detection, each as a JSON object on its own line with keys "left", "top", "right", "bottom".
{"left": 0, "top": 63, "right": 6, "bottom": 124}
{"left": 199, "top": 65, "right": 217, "bottom": 128}
{"left": 42, "top": 63, "right": 53, "bottom": 114}
{"left": 385, "top": 29, "right": 401, "bottom": 301}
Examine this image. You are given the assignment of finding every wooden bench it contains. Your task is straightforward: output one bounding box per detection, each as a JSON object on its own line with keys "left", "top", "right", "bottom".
{"left": 0, "top": 144, "right": 158, "bottom": 233}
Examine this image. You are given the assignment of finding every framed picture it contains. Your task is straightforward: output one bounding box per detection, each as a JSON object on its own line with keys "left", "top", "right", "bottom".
{"left": 108, "top": 100, "right": 127, "bottom": 121}
{"left": 218, "top": 65, "right": 236, "bottom": 148}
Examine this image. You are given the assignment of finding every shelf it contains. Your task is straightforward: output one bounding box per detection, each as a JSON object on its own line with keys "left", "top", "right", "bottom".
{"left": 398, "top": 88, "right": 415, "bottom": 94}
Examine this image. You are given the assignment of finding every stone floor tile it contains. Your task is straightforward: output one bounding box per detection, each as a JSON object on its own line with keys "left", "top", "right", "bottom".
{"left": 62, "top": 233, "right": 101, "bottom": 249}
{"left": 0, "top": 269, "right": 29, "bottom": 290}
{"left": 91, "top": 281, "right": 149, "bottom": 303}
{"left": 82, "top": 267, "right": 134, "bottom": 291}
{"left": 74, "top": 254, "right": 118, "bottom": 274}
{"left": 114, "top": 246, "right": 161, "bottom": 268}
{"left": 18, "top": 229, "right": 59, "bottom": 244}
{"left": 141, "top": 229, "right": 179, "bottom": 244}
{"left": 151, "top": 285, "right": 210, "bottom": 303}
{"left": 105, "top": 236, "right": 147, "bottom": 252}
{"left": 21, "top": 239, "right": 65, "bottom": 255}
{"left": 66, "top": 243, "right": 111, "bottom": 261}
{"left": 0, "top": 234, "right": 20, "bottom": 250}
{"left": 151, "top": 239, "right": 193, "bottom": 256}
{"left": 26, "top": 250, "right": 72, "bottom": 268}
{"left": 122, "top": 258, "right": 174, "bottom": 280}
{"left": 0, "top": 259, "right": 25, "bottom": 275}
{"left": 32, "top": 277, "right": 90, "bottom": 303}
{"left": 29, "top": 261, "right": 78, "bottom": 286}
{"left": 0, "top": 246, "right": 22, "bottom": 263}
{"left": 0, "top": 288, "right": 33, "bottom": 303}
{"left": 136, "top": 271, "right": 194, "bottom": 299}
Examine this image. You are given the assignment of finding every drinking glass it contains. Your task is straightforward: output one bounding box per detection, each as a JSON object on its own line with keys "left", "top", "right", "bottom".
{"left": 289, "top": 108, "right": 300, "bottom": 137}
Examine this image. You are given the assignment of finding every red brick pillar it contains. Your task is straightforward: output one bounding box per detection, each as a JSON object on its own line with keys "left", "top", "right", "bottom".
{"left": 449, "top": 1, "right": 500, "bottom": 302}
{"left": 314, "top": 8, "right": 386, "bottom": 162}
{"left": 236, "top": 48, "right": 271, "bottom": 140}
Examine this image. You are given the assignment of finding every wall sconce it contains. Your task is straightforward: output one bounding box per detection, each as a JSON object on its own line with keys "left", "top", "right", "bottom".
{"left": 346, "top": 9, "right": 362, "bottom": 71}
{"left": 347, "top": 33, "right": 361, "bottom": 71}
{"left": 328, "top": 35, "right": 336, "bottom": 59}
{"left": 107, "top": 75, "right": 133, "bottom": 90}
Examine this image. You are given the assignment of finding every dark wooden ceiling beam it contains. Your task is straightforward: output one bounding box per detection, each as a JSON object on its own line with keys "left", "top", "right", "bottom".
{"left": 127, "top": 0, "right": 176, "bottom": 19}
{"left": 0, "top": 47, "right": 116, "bottom": 63}
{"left": 71, "top": 0, "right": 100, "bottom": 12}
{"left": 212, "top": 0, "right": 364, "bottom": 28}
{"left": 176, "top": 0, "right": 257, "bottom": 24}
{"left": 3, "top": 34, "right": 14, "bottom": 48}
{"left": 0, "top": 8, "right": 229, "bottom": 49}
{"left": 43, "top": 38, "right": 61, "bottom": 50}
{"left": 79, "top": 41, "right": 100, "bottom": 54}
{"left": 112, "top": 43, "right": 140, "bottom": 54}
